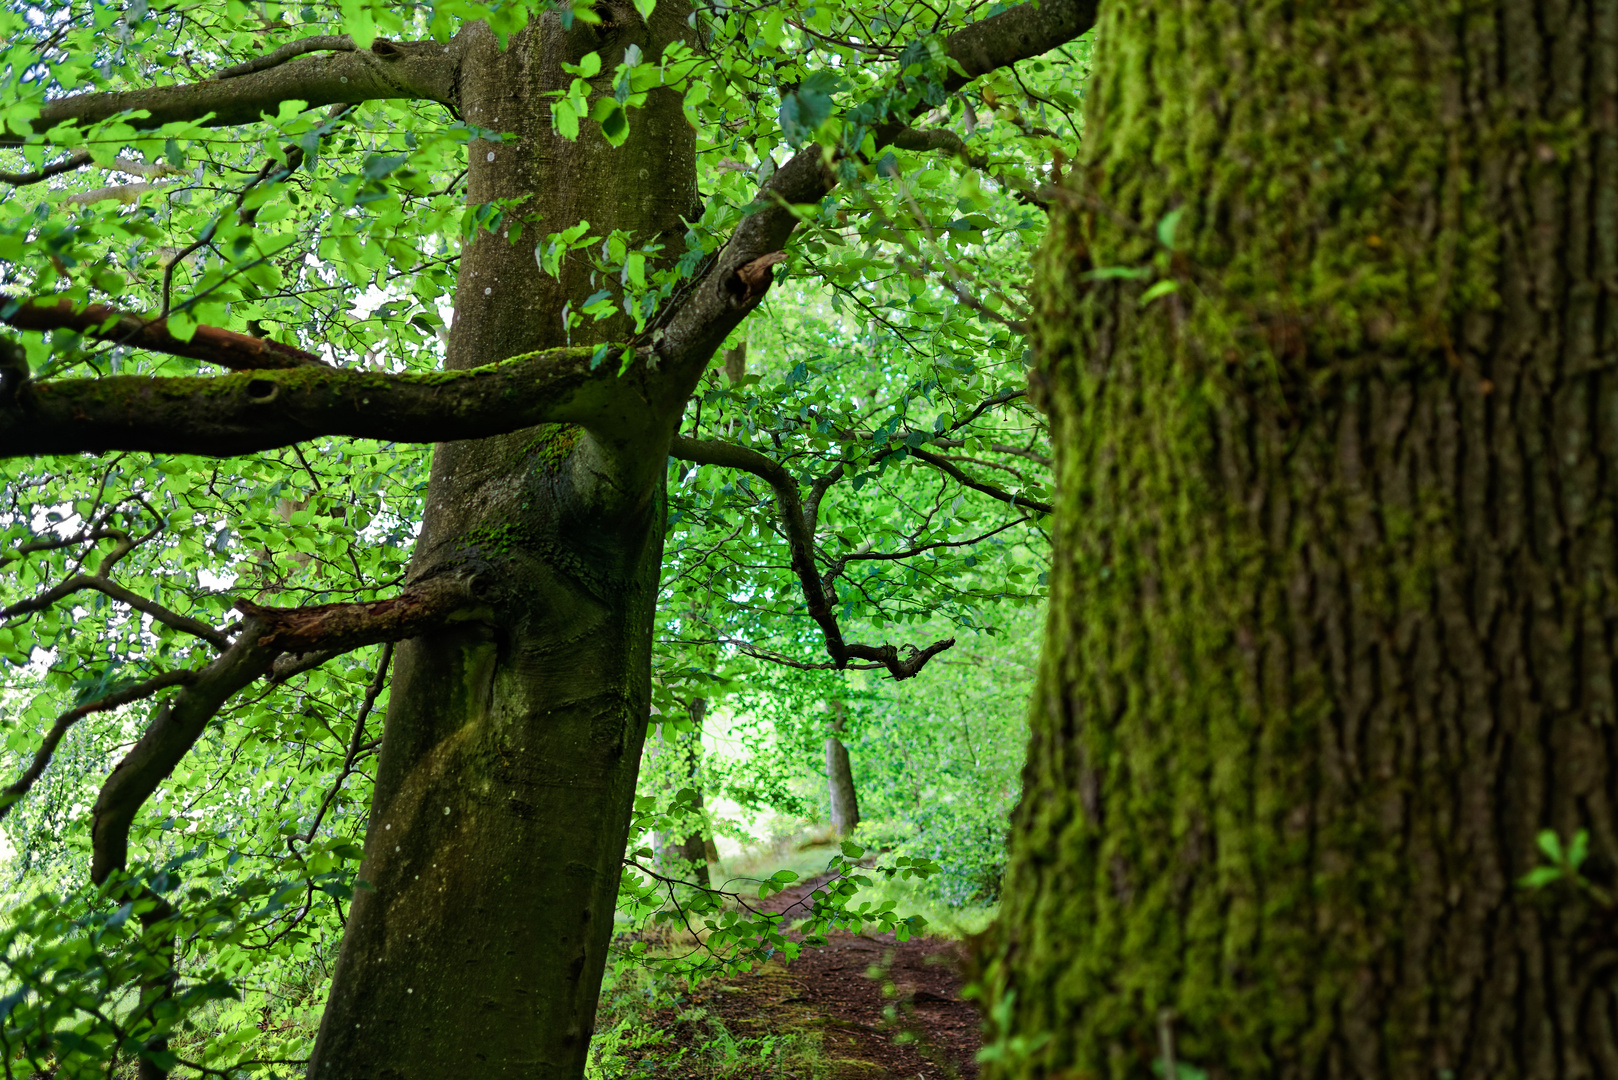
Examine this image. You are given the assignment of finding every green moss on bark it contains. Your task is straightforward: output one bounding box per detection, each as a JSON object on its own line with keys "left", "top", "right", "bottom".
{"left": 985, "top": 4, "right": 1618, "bottom": 1078}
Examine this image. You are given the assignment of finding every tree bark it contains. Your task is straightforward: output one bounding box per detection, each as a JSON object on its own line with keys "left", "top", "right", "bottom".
{"left": 306, "top": 8, "right": 696, "bottom": 1078}
{"left": 826, "top": 700, "right": 859, "bottom": 838}
{"left": 986, "top": 3, "right": 1618, "bottom": 1078}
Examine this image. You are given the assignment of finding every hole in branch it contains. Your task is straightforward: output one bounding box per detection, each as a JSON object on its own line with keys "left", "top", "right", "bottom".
{"left": 246, "top": 379, "right": 278, "bottom": 403}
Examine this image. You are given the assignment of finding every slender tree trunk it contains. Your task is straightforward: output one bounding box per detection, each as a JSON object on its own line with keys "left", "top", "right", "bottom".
{"left": 308, "top": 8, "right": 696, "bottom": 1078}
{"left": 667, "top": 697, "right": 714, "bottom": 889}
{"left": 826, "top": 700, "right": 859, "bottom": 838}
{"left": 986, "top": 3, "right": 1618, "bottom": 1078}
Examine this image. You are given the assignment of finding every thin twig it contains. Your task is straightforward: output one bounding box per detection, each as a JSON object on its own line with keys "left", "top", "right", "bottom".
{"left": 0, "top": 150, "right": 92, "bottom": 186}
{"left": 290, "top": 642, "right": 393, "bottom": 851}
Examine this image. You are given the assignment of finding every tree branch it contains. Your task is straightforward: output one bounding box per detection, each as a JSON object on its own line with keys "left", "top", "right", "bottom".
{"left": 932, "top": 436, "right": 1050, "bottom": 467}
{"left": 670, "top": 435, "right": 953, "bottom": 680}
{"left": 15, "top": 525, "right": 133, "bottom": 555}
{"left": 0, "top": 343, "right": 643, "bottom": 458}
{"left": 0, "top": 667, "right": 198, "bottom": 825}
{"left": 215, "top": 35, "right": 357, "bottom": 80}
{"left": 1, "top": 573, "right": 232, "bottom": 650}
{"left": 89, "top": 571, "right": 484, "bottom": 883}
{"left": 2, "top": 298, "right": 325, "bottom": 371}
{"left": 906, "top": 445, "right": 1053, "bottom": 514}
{"left": 234, "top": 575, "right": 482, "bottom": 654}
{"left": 0, "top": 150, "right": 91, "bottom": 186}
{"left": 894, "top": 126, "right": 985, "bottom": 165}
{"left": 289, "top": 642, "right": 391, "bottom": 852}
{"left": 722, "top": 638, "right": 955, "bottom": 681}
{"left": 650, "top": 0, "right": 1098, "bottom": 385}
{"left": 5, "top": 38, "right": 462, "bottom": 144}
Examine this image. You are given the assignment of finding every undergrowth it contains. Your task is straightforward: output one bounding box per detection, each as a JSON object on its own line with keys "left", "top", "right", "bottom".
{"left": 588, "top": 955, "right": 828, "bottom": 1080}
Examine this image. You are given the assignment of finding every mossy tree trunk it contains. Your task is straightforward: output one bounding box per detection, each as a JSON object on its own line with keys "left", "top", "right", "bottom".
{"left": 986, "top": 3, "right": 1618, "bottom": 1078}
{"left": 308, "top": 7, "right": 696, "bottom": 1078}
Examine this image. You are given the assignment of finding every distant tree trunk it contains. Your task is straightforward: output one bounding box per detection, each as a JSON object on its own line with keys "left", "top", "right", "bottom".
{"left": 826, "top": 700, "right": 859, "bottom": 838}
{"left": 667, "top": 696, "right": 714, "bottom": 889}
{"left": 986, "top": 4, "right": 1618, "bottom": 1079}
{"left": 308, "top": 10, "right": 696, "bottom": 1078}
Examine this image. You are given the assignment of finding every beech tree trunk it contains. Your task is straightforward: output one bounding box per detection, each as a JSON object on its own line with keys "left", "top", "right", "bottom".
{"left": 986, "top": 3, "right": 1618, "bottom": 1078}
{"left": 308, "top": 8, "right": 696, "bottom": 1078}
{"left": 826, "top": 700, "right": 859, "bottom": 838}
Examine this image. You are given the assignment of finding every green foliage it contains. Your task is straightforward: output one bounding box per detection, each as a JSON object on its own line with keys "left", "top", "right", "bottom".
{"left": 616, "top": 805, "right": 934, "bottom": 981}
{"left": 0, "top": 851, "right": 342, "bottom": 1078}
{"left": 0, "top": 0, "right": 1079, "bottom": 1064}
{"left": 588, "top": 960, "right": 828, "bottom": 1080}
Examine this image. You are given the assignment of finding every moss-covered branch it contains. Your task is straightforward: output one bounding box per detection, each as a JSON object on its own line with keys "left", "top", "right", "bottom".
{"left": 0, "top": 344, "right": 645, "bottom": 457}
{"left": 3, "top": 37, "right": 461, "bottom": 144}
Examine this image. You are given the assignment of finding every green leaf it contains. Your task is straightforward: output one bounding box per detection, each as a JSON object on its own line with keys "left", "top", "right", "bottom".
{"left": 1082, "top": 265, "right": 1150, "bottom": 281}
{"left": 552, "top": 99, "right": 580, "bottom": 140}
{"left": 779, "top": 71, "right": 844, "bottom": 146}
{"left": 167, "top": 312, "right": 199, "bottom": 343}
{"left": 339, "top": 0, "right": 376, "bottom": 50}
{"left": 1569, "top": 829, "right": 1590, "bottom": 870}
{"left": 599, "top": 104, "right": 628, "bottom": 145}
{"left": 565, "top": 51, "right": 602, "bottom": 79}
{"left": 1139, "top": 279, "right": 1178, "bottom": 306}
{"left": 1519, "top": 866, "right": 1564, "bottom": 890}
{"left": 1156, "top": 206, "right": 1186, "bottom": 250}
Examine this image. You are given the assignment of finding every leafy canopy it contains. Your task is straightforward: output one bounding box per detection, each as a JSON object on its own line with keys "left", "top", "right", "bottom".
{"left": 0, "top": 0, "right": 1086, "bottom": 1073}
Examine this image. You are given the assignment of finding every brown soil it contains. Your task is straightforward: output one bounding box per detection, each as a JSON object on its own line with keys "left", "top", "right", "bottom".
{"left": 701, "top": 873, "right": 983, "bottom": 1079}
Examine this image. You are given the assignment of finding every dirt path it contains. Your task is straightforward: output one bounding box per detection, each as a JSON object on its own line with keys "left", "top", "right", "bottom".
{"left": 606, "top": 870, "right": 983, "bottom": 1078}
{"left": 728, "top": 873, "right": 982, "bottom": 1079}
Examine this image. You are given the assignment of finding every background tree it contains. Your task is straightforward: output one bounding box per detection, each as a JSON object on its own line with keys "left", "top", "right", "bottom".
{"left": 0, "top": 0, "right": 1088, "bottom": 1076}
{"left": 984, "top": 3, "right": 1618, "bottom": 1078}
{"left": 825, "top": 698, "right": 859, "bottom": 837}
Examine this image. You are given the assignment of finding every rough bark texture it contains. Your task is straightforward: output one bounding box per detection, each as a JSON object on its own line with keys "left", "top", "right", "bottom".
{"left": 827, "top": 701, "right": 860, "bottom": 838}
{"left": 306, "top": 6, "right": 696, "bottom": 1077}
{"left": 985, "top": 3, "right": 1618, "bottom": 1078}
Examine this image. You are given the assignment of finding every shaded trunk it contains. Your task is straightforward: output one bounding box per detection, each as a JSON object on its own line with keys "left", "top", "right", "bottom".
{"left": 308, "top": 8, "right": 696, "bottom": 1078}
{"left": 657, "top": 697, "right": 715, "bottom": 889}
{"left": 986, "top": 3, "right": 1618, "bottom": 1078}
{"left": 826, "top": 700, "right": 859, "bottom": 838}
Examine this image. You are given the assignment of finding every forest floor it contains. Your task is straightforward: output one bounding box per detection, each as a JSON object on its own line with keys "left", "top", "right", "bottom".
{"left": 608, "top": 870, "right": 983, "bottom": 1079}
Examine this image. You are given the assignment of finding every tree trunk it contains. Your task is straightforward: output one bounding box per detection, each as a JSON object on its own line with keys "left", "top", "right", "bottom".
{"left": 827, "top": 700, "right": 859, "bottom": 838}
{"left": 669, "top": 696, "right": 715, "bottom": 893}
{"left": 986, "top": 4, "right": 1618, "bottom": 1079}
{"left": 308, "top": 8, "right": 695, "bottom": 1078}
